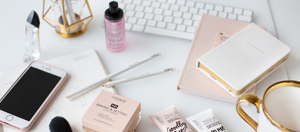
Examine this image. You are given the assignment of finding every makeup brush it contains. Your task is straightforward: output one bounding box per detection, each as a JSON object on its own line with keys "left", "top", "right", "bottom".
{"left": 49, "top": 116, "right": 72, "bottom": 132}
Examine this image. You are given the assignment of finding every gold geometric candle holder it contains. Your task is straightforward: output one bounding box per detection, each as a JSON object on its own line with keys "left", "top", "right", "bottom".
{"left": 42, "top": 0, "right": 93, "bottom": 38}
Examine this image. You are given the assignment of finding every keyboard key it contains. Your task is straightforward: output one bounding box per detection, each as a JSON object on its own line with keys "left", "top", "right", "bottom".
{"left": 193, "top": 20, "right": 199, "bottom": 27}
{"left": 124, "top": 0, "right": 132, "bottom": 4}
{"left": 237, "top": 15, "right": 251, "bottom": 22}
{"left": 173, "top": 11, "right": 182, "bottom": 17}
{"left": 154, "top": 15, "right": 164, "bottom": 21}
{"left": 132, "top": 0, "right": 141, "bottom": 5}
{"left": 167, "top": 0, "right": 176, "bottom": 4}
{"left": 119, "top": 3, "right": 126, "bottom": 9}
{"left": 192, "top": 14, "right": 201, "bottom": 20}
{"left": 224, "top": 7, "right": 233, "bottom": 13}
{"left": 137, "top": 19, "right": 147, "bottom": 25}
{"left": 158, "top": 0, "right": 166, "bottom": 2}
{"left": 144, "top": 27, "right": 194, "bottom": 39}
{"left": 180, "top": 6, "right": 189, "bottom": 12}
{"left": 151, "top": 2, "right": 161, "bottom": 8}
{"left": 176, "top": 0, "right": 186, "bottom": 6}
{"left": 157, "top": 22, "right": 167, "bottom": 28}
{"left": 183, "top": 19, "right": 193, "bottom": 26}
{"left": 234, "top": 8, "right": 243, "bottom": 15}
{"left": 189, "top": 8, "right": 198, "bottom": 14}
{"left": 176, "top": 25, "right": 186, "bottom": 32}
{"left": 163, "top": 16, "right": 173, "bottom": 23}
{"left": 161, "top": 3, "right": 170, "bottom": 9}
{"left": 174, "top": 18, "right": 183, "bottom": 24}
{"left": 182, "top": 13, "right": 192, "bottom": 19}
{"left": 205, "top": 4, "right": 214, "bottom": 10}
{"left": 144, "top": 7, "right": 154, "bottom": 13}
{"left": 154, "top": 8, "right": 163, "bottom": 14}
{"left": 186, "top": 26, "right": 196, "bottom": 33}
{"left": 147, "top": 20, "right": 157, "bottom": 27}
{"left": 166, "top": 23, "right": 176, "bottom": 30}
{"left": 227, "top": 14, "right": 237, "bottom": 20}
{"left": 127, "top": 17, "right": 137, "bottom": 23}
{"left": 218, "top": 12, "right": 227, "bottom": 18}
{"left": 142, "top": 1, "right": 151, "bottom": 6}
{"left": 243, "top": 10, "right": 252, "bottom": 16}
{"left": 208, "top": 10, "right": 218, "bottom": 16}
{"left": 135, "top": 12, "right": 144, "bottom": 18}
{"left": 186, "top": 1, "right": 195, "bottom": 7}
{"left": 135, "top": 6, "right": 144, "bottom": 12}
{"left": 144, "top": 13, "right": 154, "bottom": 19}
{"left": 170, "top": 5, "right": 179, "bottom": 10}
{"left": 125, "top": 23, "right": 133, "bottom": 30}
{"left": 214, "top": 5, "right": 223, "bottom": 11}
{"left": 132, "top": 24, "right": 145, "bottom": 31}
{"left": 199, "top": 9, "right": 208, "bottom": 15}
{"left": 126, "top": 4, "right": 135, "bottom": 10}
{"left": 196, "top": 2, "right": 205, "bottom": 8}
{"left": 126, "top": 11, "right": 135, "bottom": 17}
{"left": 163, "top": 10, "right": 173, "bottom": 16}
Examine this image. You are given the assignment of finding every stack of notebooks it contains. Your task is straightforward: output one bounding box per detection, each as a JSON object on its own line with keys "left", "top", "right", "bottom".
{"left": 177, "top": 14, "right": 291, "bottom": 104}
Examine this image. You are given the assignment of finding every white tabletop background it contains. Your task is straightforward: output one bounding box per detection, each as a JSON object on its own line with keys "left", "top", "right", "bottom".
{"left": 0, "top": 0, "right": 300, "bottom": 132}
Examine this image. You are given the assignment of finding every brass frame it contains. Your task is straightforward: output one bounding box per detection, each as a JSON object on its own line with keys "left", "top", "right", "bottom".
{"left": 42, "top": 0, "right": 93, "bottom": 38}
{"left": 236, "top": 80, "right": 300, "bottom": 132}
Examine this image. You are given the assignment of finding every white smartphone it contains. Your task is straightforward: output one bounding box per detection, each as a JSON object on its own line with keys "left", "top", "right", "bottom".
{"left": 0, "top": 61, "right": 67, "bottom": 131}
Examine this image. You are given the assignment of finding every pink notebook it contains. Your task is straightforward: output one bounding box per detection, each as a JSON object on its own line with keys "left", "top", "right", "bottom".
{"left": 177, "top": 15, "right": 258, "bottom": 104}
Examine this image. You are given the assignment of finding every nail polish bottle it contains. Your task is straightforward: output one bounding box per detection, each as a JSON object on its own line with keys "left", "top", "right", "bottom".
{"left": 104, "top": 1, "right": 126, "bottom": 53}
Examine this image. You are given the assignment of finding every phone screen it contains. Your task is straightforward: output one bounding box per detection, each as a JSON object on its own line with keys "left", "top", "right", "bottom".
{"left": 0, "top": 66, "right": 61, "bottom": 121}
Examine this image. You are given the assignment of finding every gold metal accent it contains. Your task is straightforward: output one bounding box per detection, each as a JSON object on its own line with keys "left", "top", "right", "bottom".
{"left": 42, "top": 0, "right": 93, "bottom": 38}
{"left": 198, "top": 54, "right": 289, "bottom": 95}
{"left": 236, "top": 80, "right": 300, "bottom": 132}
{"left": 37, "top": 30, "right": 41, "bottom": 52}
{"left": 236, "top": 93, "right": 261, "bottom": 131}
{"left": 199, "top": 62, "right": 238, "bottom": 94}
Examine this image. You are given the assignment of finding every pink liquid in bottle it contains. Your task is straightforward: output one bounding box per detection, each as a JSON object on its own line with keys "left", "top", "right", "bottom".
{"left": 104, "top": 1, "right": 126, "bottom": 53}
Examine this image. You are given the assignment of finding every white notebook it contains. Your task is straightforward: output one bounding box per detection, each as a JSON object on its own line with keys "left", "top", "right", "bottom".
{"left": 197, "top": 23, "right": 291, "bottom": 97}
{"left": 0, "top": 49, "right": 117, "bottom": 132}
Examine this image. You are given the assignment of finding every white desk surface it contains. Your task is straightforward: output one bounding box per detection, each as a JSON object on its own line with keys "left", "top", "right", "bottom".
{"left": 1, "top": 0, "right": 300, "bottom": 131}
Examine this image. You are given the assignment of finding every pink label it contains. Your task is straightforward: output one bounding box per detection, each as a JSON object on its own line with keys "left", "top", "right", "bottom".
{"left": 213, "top": 31, "right": 233, "bottom": 48}
{"left": 104, "top": 17, "right": 126, "bottom": 52}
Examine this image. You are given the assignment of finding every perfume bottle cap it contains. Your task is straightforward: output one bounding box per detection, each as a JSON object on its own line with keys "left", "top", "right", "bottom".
{"left": 109, "top": 1, "right": 118, "bottom": 14}
{"left": 105, "top": 1, "right": 123, "bottom": 20}
{"left": 27, "top": 10, "right": 40, "bottom": 28}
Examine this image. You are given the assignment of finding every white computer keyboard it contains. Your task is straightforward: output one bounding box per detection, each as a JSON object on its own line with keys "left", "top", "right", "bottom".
{"left": 117, "top": 0, "right": 253, "bottom": 40}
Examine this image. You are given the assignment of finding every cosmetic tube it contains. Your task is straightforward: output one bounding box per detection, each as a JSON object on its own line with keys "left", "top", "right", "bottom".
{"left": 186, "top": 108, "right": 227, "bottom": 132}
{"left": 149, "top": 105, "right": 193, "bottom": 132}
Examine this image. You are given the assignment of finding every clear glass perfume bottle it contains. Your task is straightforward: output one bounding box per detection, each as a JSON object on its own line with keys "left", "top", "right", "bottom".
{"left": 23, "top": 10, "right": 40, "bottom": 63}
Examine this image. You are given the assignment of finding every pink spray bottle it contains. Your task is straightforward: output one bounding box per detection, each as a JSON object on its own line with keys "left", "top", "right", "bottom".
{"left": 104, "top": 1, "right": 126, "bottom": 53}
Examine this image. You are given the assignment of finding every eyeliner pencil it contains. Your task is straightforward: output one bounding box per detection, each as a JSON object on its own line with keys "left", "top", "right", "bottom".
{"left": 65, "top": 53, "right": 161, "bottom": 99}
{"left": 103, "top": 68, "right": 176, "bottom": 87}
